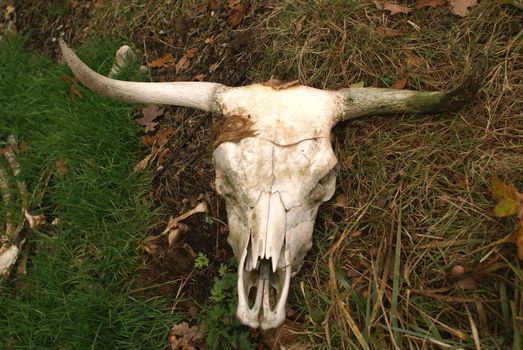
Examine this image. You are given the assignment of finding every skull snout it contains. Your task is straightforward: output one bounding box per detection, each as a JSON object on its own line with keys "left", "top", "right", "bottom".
{"left": 236, "top": 191, "right": 291, "bottom": 329}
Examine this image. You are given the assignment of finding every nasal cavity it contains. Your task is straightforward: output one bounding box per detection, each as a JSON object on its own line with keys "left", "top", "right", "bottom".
{"left": 246, "top": 258, "right": 274, "bottom": 308}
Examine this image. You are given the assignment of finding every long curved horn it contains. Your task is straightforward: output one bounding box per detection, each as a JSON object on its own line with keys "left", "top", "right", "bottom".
{"left": 334, "top": 63, "right": 484, "bottom": 122}
{"left": 59, "top": 39, "right": 224, "bottom": 112}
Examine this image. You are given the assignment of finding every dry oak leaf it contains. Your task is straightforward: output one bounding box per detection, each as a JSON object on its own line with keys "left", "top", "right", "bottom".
{"left": 450, "top": 0, "right": 477, "bottom": 17}
{"left": 377, "top": 26, "right": 408, "bottom": 37}
{"left": 415, "top": 0, "right": 446, "bottom": 8}
{"left": 263, "top": 78, "right": 300, "bottom": 90}
{"left": 228, "top": 2, "right": 247, "bottom": 27}
{"left": 185, "top": 48, "right": 198, "bottom": 59}
{"left": 133, "top": 153, "right": 153, "bottom": 172}
{"left": 391, "top": 77, "right": 407, "bottom": 89}
{"left": 376, "top": 1, "right": 411, "bottom": 15}
{"left": 207, "top": 0, "right": 220, "bottom": 10}
{"left": 142, "top": 134, "right": 155, "bottom": 147}
{"left": 490, "top": 175, "right": 523, "bottom": 259}
{"left": 208, "top": 63, "right": 219, "bottom": 73}
{"left": 295, "top": 17, "right": 305, "bottom": 35}
{"left": 404, "top": 51, "right": 425, "bottom": 66}
{"left": 457, "top": 277, "right": 478, "bottom": 290}
{"left": 192, "top": 73, "right": 206, "bottom": 82}
{"left": 175, "top": 56, "right": 191, "bottom": 74}
{"left": 335, "top": 193, "right": 347, "bottom": 207}
{"left": 136, "top": 105, "right": 164, "bottom": 133}
{"left": 147, "top": 54, "right": 175, "bottom": 68}
{"left": 154, "top": 126, "right": 175, "bottom": 146}
{"left": 491, "top": 175, "right": 520, "bottom": 217}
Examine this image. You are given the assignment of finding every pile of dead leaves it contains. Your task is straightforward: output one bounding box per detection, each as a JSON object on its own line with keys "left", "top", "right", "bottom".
{"left": 168, "top": 322, "right": 206, "bottom": 350}
{"left": 133, "top": 105, "right": 173, "bottom": 172}
{"left": 491, "top": 175, "right": 523, "bottom": 260}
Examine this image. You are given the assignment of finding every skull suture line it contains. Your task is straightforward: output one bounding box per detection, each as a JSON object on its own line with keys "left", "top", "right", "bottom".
{"left": 59, "top": 39, "right": 481, "bottom": 329}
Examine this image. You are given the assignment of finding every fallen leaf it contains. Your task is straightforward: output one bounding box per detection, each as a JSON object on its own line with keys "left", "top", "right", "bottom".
{"left": 134, "top": 153, "right": 153, "bottom": 172}
{"left": 449, "top": 265, "right": 465, "bottom": 280}
{"left": 227, "top": 0, "right": 241, "bottom": 6}
{"left": 141, "top": 127, "right": 174, "bottom": 148}
{"left": 155, "top": 126, "right": 174, "bottom": 146}
{"left": 494, "top": 199, "right": 519, "bottom": 217}
{"left": 147, "top": 54, "right": 175, "bottom": 68}
{"left": 404, "top": 51, "right": 425, "bottom": 66}
{"left": 490, "top": 175, "right": 523, "bottom": 260}
{"left": 262, "top": 78, "right": 300, "bottom": 90}
{"left": 383, "top": 2, "right": 411, "bottom": 15}
{"left": 450, "top": 0, "right": 477, "bottom": 17}
{"left": 295, "top": 17, "right": 305, "bottom": 35}
{"left": 373, "top": 0, "right": 384, "bottom": 10}
{"left": 208, "top": 63, "right": 219, "bottom": 73}
{"left": 391, "top": 77, "right": 407, "bottom": 89}
{"left": 415, "top": 0, "right": 446, "bottom": 8}
{"left": 351, "top": 230, "right": 363, "bottom": 238}
{"left": 207, "top": 0, "right": 220, "bottom": 10}
{"left": 168, "top": 322, "right": 205, "bottom": 350}
{"left": 185, "top": 47, "right": 198, "bottom": 59}
{"left": 193, "top": 73, "right": 206, "bottom": 81}
{"left": 5, "top": 5, "right": 16, "bottom": 19}
{"left": 157, "top": 147, "right": 171, "bottom": 166}
{"left": 175, "top": 56, "right": 191, "bottom": 74}
{"left": 377, "top": 26, "right": 408, "bottom": 37}
{"left": 335, "top": 194, "right": 347, "bottom": 207}
{"left": 55, "top": 159, "right": 67, "bottom": 177}
{"left": 491, "top": 175, "right": 520, "bottom": 217}
{"left": 142, "top": 135, "right": 155, "bottom": 147}
{"left": 136, "top": 105, "right": 164, "bottom": 133}
{"left": 350, "top": 81, "right": 365, "bottom": 88}
{"left": 228, "top": 2, "right": 247, "bottom": 27}
{"left": 457, "top": 277, "right": 478, "bottom": 290}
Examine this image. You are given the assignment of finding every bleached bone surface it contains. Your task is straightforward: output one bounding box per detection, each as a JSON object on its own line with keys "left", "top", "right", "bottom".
{"left": 217, "top": 84, "right": 344, "bottom": 144}
{"left": 213, "top": 86, "right": 340, "bottom": 328}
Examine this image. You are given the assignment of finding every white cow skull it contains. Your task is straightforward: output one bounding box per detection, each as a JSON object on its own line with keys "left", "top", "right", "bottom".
{"left": 59, "top": 40, "right": 479, "bottom": 329}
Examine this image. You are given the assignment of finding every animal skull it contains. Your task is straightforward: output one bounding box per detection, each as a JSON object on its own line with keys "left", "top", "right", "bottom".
{"left": 59, "top": 39, "right": 480, "bottom": 329}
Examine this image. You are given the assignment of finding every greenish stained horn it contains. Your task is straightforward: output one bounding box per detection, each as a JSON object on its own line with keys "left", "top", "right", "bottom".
{"left": 336, "top": 57, "right": 486, "bottom": 121}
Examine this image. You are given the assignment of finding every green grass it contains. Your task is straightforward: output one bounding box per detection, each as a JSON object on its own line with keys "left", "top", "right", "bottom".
{"left": 0, "top": 36, "right": 179, "bottom": 349}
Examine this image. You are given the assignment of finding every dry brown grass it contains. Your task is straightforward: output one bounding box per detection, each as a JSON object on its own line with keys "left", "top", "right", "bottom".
{"left": 14, "top": 0, "right": 522, "bottom": 348}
